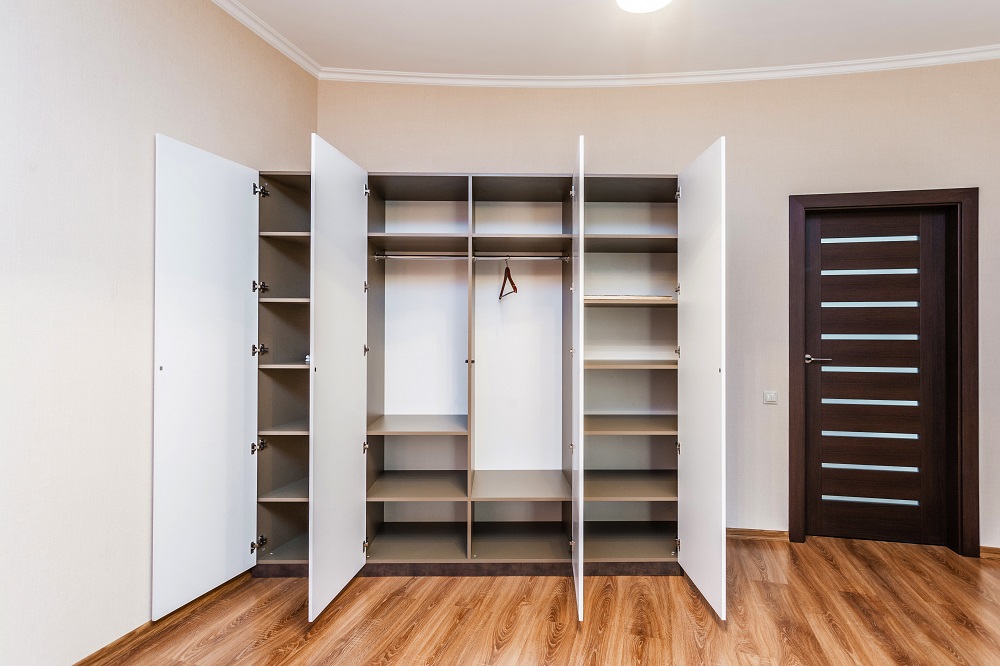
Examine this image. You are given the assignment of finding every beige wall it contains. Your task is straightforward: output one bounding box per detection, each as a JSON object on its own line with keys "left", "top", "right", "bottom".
{"left": 0, "top": 2, "right": 315, "bottom": 664}
{"left": 317, "top": 62, "right": 999, "bottom": 543}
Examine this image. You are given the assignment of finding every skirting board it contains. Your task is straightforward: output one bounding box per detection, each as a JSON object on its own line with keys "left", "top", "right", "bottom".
{"left": 981, "top": 546, "right": 1000, "bottom": 560}
{"left": 727, "top": 528, "right": 790, "bottom": 541}
{"left": 359, "top": 562, "right": 682, "bottom": 577}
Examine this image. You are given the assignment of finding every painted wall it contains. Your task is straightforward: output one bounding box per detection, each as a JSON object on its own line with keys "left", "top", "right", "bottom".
{"left": 0, "top": 2, "right": 316, "bottom": 664}
{"left": 316, "top": 61, "right": 999, "bottom": 543}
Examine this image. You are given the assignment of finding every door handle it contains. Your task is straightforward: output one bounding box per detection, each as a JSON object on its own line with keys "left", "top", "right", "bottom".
{"left": 804, "top": 354, "right": 833, "bottom": 364}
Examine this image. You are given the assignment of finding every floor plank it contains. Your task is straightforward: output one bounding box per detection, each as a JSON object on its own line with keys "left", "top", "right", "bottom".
{"left": 78, "top": 536, "right": 1000, "bottom": 665}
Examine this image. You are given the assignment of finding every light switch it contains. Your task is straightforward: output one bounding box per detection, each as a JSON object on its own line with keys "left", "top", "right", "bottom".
{"left": 763, "top": 390, "right": 778, "bottom": 405}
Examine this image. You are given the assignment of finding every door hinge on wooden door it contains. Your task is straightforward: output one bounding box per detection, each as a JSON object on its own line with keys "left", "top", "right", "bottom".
{"left": 253, "top": 280, "right": 269, "bottom": 293}
{"left": 252, "top": 343, "right": 269, "bottom": 356}
{"left": 250, "top": 535, "right": 268, "bottom": 554}
{"left": 675, "top": 186, "right": 681, "bottom": 200}
{"left": 253, "top": 183, "right": 270, "bottom": 198}
{"left": 251, "top": 439, "right": 268, "bottom": 455}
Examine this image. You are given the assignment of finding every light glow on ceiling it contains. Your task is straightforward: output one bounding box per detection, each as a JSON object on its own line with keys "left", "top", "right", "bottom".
{"left": 616, "top": 0, "right": 674, "bottom": 13}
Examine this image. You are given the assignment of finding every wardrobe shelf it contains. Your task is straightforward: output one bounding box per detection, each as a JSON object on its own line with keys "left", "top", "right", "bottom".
{"left": 365, "top": 522, "right": 467, "bottom": 563}
{"left": 368, "top": 232, "right": 468, "bottom": 254}
{"left": 584, "top": 235, "right": 677, "bottom": 254}
{"left": 259, "top": 231, "right": 311, "bottom": 244}
{"left": 472, "top": 470, "right": 571, "bottom": 501}
{"left": 584, "top": 359, "right": 678, "bottom": 370}
{"left": 259, "top": 418, "right": 309, "bottom": 436}
{"left": 367, "top": 414, "right": 469, "bottom": 436}
{"left": 258, "top": 297, "right": 310, "bottom": 304}
{"left": 584, "top": 470, "right": 678, "bottom": 501}
{"left": 471, "top": 522, "right": 571, "bottom": 562}
{"left": 584, "top": 414, "right": 678, "bottom": 436}
{"left": 584, "top": 521, "right": 678, "bottom": 563}
{"left": 584, "top": 295, "right": 676, "bottom": 307}
{"left": 258, "top": 364, "right": 310, "bottom": 370}
{"left": 367, "top": 471, "right": 467, "bottom": 501}
{"left": 472, "top": 233, "right": 571, "bottom": 255}
{"left": 258, "top": 478, "right": 309, "bottom": 503}
{"left": 256, "top": 532, "right": 308, "bottom": 564}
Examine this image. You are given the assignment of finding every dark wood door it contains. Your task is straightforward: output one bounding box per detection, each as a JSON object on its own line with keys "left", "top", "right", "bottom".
{"left": 804, "top": 207, "right": 947, "bottom": 544}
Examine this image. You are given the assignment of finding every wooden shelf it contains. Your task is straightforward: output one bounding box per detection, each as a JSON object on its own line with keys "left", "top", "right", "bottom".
{"left": 368, "top": 233, "right": 468, "bottom": 254}
{"left": 259, "top": 418, "right": 309, "bottom": 436}
{"left": 367, "top": 414, "right": 469, "bottom": 436}
{"left": 367, "top": 471, "right": 467, "bottom": 501}
{"left": 472, "top": 523, "right": 570, "bottom": 562}
{"left": 584, "top": 359, "right": 678, "bottom": 370}
{"left": 258, "top": 364, "right": 310, "bottom": 370}
{"left": 366, "top": 522, "right": 467, "bottom": 562}
{"left": 258, "top": 478, "right": 309, "bottom": 503}
{"left": 256, "top": 532, "right": 308, "bottom": 564}
{"left": 259, "top": 231, "right": 310, "bottom": 244}
{"left": 258, "top": 297, "right": 310, "bottom": 304}
{"left": 585, "top": 470, "right": 677, "bottom": 501}
{"left": 472, "top": 234, "right": 570, "bottom": 255}
{"left": 584, "top": 295, "right": 676, "bottom": 307}
{"left": 472, "top": 470, "right": 570, "bottom": 501}
{"left": 585, "top": 235, "right": 677, "bottom": 253}
{"left": 584, "top": 522, "right": 678, "bottom": 562}
{"left": 584, "top": 415, "right": 678, "bottom": 436}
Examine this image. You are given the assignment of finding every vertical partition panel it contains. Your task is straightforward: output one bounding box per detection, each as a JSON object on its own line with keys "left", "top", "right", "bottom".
{"left": 571, "top": 136, "right": 585, "bottom": 622}
{"left": 677, "top": 137, "right": 727, "bottom": 621}
{"left": 309, "top": 135, "right": 368, "bottom": 622}
{"left": 152, "top": 135, "right": 258, "bottom": 620}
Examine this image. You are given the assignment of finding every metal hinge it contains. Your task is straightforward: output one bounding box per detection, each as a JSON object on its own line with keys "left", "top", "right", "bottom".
{"left": 570, "top": 185, "right": 576, "bottom": 199}
{"left": 675, "top": 283, "right": 681, "bottom": 295}
{"left": 569, "top": 539, "right": 576, "bottom": 551}
{"left": 252, "top": 343, "right": 269, "bottom": 356}
{"left": 364, "top": 184, "right": 371, "bottom": 197}
{"left": 251, "top": 439, "right": 269, "bottom": 455}
{"left": 675, "top": 346, "right": 681, "bottom": 359}
{"left": 253, "top": 280, "right": 269, "bottom": 293}
{"left": 364, "top": 344, "right": 370, "bottom": 356}
{"left": 363, "top": 539, "right": 370, "bottom": 552}
{"left": 253, "top": 183, "right": 270, "bottom": 198}
{"left": 250, "top": 535, "right": 268, "bottom": 554}
{"left": 364, "top": 281, "right": 369, "bottom": 293}
{"left": 676, "top": 441, "right": 681, "bottom": 456}
{"left": 570, "top": 441, "right": 575, "bottom": 452}
{"left": 363, "top": 442, "right": 369, "bottom": 454}
{"left": 675, "top": 186, "right": 681, "bottom": 200}
{"left": 569, "top": 346, "right": 575, "bottom": 355}
{"left": 675, "top": 538, "right": 681, "bottom": 554}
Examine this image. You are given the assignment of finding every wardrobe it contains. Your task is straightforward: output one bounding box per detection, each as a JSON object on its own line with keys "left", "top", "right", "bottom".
{"left": 152, "top": 133, "right": 726, "bottom": 625}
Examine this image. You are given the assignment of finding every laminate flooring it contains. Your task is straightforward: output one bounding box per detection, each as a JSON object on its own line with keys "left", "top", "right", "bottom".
{"left": 80, "top": 536, "right": 1000, "bottom": 665}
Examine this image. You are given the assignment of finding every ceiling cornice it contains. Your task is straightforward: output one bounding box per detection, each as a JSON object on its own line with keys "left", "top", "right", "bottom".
{"left": 213, "top": 1, "right": 1000, "bottom": 88}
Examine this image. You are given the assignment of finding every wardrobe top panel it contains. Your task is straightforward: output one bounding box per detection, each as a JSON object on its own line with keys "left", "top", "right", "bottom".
{"left": 472, "top": 175, "right": 572, "bottom": 202}
{"left": 585, "top": 176, "right": 678, "bottom": 203}
{"left": 369, "top": 174, "right": 469, "bottom": 202}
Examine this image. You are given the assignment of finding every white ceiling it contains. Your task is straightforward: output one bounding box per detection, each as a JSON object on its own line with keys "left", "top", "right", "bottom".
{"left": 216, "top": 0, "right": 1000, "bottom": 85}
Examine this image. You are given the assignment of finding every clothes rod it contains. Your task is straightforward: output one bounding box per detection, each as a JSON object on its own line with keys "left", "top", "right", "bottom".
{"left": 374, "top": 255, "right": 569, "bottom": 261}
{"left": 474, "top": 256, "right": 568, "bottom": 262}
{"left": 373, "top": 255, "right": 467, "bottom": 261}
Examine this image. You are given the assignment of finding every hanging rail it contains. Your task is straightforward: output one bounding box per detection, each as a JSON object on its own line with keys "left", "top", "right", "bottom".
{"left": 374, "top": 254, "right": 569, "bottom": 261}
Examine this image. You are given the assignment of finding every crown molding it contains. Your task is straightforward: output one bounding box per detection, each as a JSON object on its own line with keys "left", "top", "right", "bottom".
{"left": 211, "top": 0, "right": 321, "bottom": 77}
{"left": 317, "top": 44, "right": 1000, "bottom": 87}
{"left": 209, "top": 1, "right": 1000, "bottom": 88}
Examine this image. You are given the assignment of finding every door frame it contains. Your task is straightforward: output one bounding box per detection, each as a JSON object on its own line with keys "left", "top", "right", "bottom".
{"left": 788, "top": 188, "right": 979, "bottom": 556}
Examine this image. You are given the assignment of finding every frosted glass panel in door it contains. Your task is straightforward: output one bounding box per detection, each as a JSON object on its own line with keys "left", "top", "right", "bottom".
{"left": 309, "top": 134, "right": 367, "bottom": 622}
{"left": 677, "top": 137, "right": 727, "bottom": 621}
{"left": 152, "top": 134, "right": 258, "bottom": 620}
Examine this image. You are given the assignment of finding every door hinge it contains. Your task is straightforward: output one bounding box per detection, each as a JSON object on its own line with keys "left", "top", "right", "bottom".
{"left": 251, "top": 439, "right": 268, "bottom": 455}
{"left": 250, "top": 535, "right": 268, "bottom": 554}
{"left": 569, "top": 441, "right": 575, "bottom": 452}
{"left": 569, "top": 539, "right": 576, "bottom": 551}
{"left": 675, "top": 346, "right": 681, "bottom": 359}
{"left": 253, "top": 280, "right": 269, "bottom": 293}
{"left": 675, "top": 283, "right": 681, "bottom": 295}
{"left": 363, "top": 442, "right": 369, "bottom": 454}
{"left": 253, "top": 183, "right": 270, "bottom": 198}
{"left": 364, "top": 344, "right": 370, "bottom": 356}
{"left": 364, "top": 184, "right": 371, "bottom": 197}
{"left": 363, "top": 538, "right": 370, "bottom": 553}
{"left": 569, "top": 346, "right": 575, "bottom": 355}
{"left": 364, "top": 281, "right": 369, "bottom": 293}
{"left": 675, "top": 186, "right": 681, "bottom": 200}
{"left": 675, "top": 538, "right": 681, "bottom": 554}
{"left": 252, "top": 343, "right": 269, "bottom": 357}
{"left": 570, "top": 185, "right": 576, "bottom": 199}
{"left": 676, "top": 441, "right": 681, "bottom": 455}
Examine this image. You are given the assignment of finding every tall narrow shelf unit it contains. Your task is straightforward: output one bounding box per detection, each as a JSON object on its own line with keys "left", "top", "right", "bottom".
{"left": 153, "top": 133, "right": 727, "bottom": 625}
{"left": 255, "top": 173, "right": 312, "bottom": 573}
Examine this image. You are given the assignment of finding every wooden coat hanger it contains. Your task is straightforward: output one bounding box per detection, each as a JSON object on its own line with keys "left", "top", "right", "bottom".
{"left": 499, "top": 257, "right": 517, "bottom": 300}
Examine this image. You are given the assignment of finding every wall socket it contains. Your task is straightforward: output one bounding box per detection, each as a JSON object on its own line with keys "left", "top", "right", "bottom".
{"left": 763, "top": 390, "right": 779, "bottom": 405}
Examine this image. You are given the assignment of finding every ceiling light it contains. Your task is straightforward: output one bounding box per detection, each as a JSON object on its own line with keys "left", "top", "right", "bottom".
{"left": 617, "top": 0, "right": 673, "bottom": 13}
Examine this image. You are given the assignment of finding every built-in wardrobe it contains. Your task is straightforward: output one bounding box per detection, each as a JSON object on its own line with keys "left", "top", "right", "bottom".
{"left": 152, "top": 133, "right": 726, "bottom": 625}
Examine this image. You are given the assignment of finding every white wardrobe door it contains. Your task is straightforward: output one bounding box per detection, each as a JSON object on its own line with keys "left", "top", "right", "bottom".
{"left": 152, "top": 134, "right": 258, "bottom": 621}
{"left": 571, "top": 134, "right": 585, "bottom": 623}
{"left": 309, "top": 134, "right": 368, "bottom": 622}
{"left": 677, "top": 136, "right": 727, "bottom": 621}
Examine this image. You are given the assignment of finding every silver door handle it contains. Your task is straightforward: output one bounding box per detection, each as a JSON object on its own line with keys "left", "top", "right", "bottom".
{"left": 804, "top": 354, "right": 833, "bottom": 364}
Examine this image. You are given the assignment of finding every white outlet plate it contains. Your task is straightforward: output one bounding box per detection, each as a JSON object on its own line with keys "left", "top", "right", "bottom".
{"left": 763, "top": 390, "right": 778, "bottom": 405}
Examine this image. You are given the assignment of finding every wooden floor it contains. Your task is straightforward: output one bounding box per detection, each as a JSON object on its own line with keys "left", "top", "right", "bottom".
{"left": 81, "top": 536, "right": 1000, "bottom": 665}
